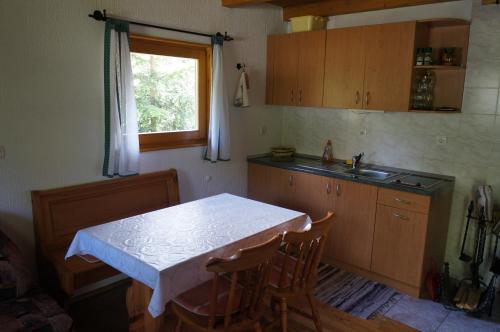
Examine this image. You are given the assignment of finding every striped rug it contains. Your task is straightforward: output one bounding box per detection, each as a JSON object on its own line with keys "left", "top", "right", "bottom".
{"left": 314, "top": 263, "right": 403, "bottom": 319}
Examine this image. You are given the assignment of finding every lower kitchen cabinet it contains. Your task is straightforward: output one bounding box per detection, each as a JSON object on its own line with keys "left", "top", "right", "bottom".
{"left": 326, "top": 179, "right": 378, "bottom": 271}
{"left": 371, "top": 204, "right": 427, "bottom": 287}
{"left": 247, "top": 162, "right": 453, "bottom": 298}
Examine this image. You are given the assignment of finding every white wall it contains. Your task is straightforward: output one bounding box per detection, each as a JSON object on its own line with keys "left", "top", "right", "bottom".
{"left": 282, "top": 0, "right": 500, "bottom": 278}
{"left": 0, "top": 0, "right": 285, "bottom": 264}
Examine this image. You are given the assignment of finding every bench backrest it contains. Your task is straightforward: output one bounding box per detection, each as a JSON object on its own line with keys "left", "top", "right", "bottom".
{"left": 31, "top": 170, "right": 180, "bottom": 252}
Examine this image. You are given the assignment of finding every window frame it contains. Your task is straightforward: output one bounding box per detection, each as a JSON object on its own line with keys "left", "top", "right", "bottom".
{"left": 129, "top": 34, "right": 211, "bottom": 152}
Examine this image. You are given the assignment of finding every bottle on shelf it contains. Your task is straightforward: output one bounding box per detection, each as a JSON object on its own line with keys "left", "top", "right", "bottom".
{"left": 322, "top": 140, "right": 334, "bottom": 163}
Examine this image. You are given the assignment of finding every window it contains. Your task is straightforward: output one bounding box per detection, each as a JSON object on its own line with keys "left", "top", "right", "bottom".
{"left": 129, "top": 35, "right": 211, "bottom": 151}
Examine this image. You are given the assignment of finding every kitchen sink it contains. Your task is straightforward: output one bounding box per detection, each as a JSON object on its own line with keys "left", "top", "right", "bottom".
{"left": 344, "top": 168, "right": 398, "bottom": 180}
{"left": 295, "top": 164, "right": 347, "bottom": 174}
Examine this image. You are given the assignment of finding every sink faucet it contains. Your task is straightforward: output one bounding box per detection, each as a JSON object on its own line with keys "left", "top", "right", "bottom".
{"left": 352, "top": 153, "right": 364, "bottom": 169}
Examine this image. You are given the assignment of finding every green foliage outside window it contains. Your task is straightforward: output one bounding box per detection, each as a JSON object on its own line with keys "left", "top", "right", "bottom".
{"left": 131, "top": 53, "right": 198, "bottom": 133}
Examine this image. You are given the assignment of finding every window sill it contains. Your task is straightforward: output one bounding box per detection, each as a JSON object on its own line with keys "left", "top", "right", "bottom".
{"left": 139, "top": 139, "right": 207, "bottom": 152}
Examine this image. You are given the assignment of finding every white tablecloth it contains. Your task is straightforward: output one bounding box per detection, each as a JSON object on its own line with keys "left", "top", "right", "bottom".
{"left": 65, "top": 193, "right": 309, "bottom": 317}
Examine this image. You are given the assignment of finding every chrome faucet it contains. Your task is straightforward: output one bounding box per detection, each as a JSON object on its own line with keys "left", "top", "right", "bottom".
{"left": 352, "top": 153, "right": 364, "bottom": 169}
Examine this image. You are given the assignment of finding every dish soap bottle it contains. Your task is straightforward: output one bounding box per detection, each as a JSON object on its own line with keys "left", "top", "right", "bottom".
{"left": 322, "top": 140, "right": 334, "bottom": 163}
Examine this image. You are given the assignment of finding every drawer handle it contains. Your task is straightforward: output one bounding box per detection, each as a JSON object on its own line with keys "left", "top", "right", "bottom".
{"left": 336, "top": 184, "right": 341, "bottom": 196}
{"left": 288, "top": 176, "right": 293, "bottom": 186}
{"left": 326, "top": 183, "right": 331, "bottom": 194}
{"left": 393, "top": 213, "right": 409, "bottom": 221}
{"left": 394, "top": 197, "right": 411, "bottom": 205}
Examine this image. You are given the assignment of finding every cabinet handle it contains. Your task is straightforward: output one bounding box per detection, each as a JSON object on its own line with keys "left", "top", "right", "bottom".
{"left": 326, "top": 183, "right": 331, "bottom": 194}
{"left": 291, "top": 89, "right": 294, "bottom": 103}
{"left": 288, "top": 176, "right": 293, "bottom": 186}
{"left": 393, "top": 212, "right": 409, "bottom": 221}
{"left": 336, "top": 184, "right": 341, "bottom": 196}
{"left": 394, "top": 197, "right": 411, "bottom": 205}
{"left": 355, "top": 91, "right": 360, "bottom": 104}
{"left": 365, "top": 91, "right": 370, "bottom": 106}
{"left": 299, "top": 89, "right": 303, "bottom": 104}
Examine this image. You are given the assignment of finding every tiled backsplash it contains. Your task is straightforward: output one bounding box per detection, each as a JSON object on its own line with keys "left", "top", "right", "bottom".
{"left": 281, "top": 0, "right": 500, "bottom": 278}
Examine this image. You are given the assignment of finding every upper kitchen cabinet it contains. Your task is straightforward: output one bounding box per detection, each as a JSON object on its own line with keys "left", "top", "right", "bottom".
{"left": 268, "top": 19, "right": 470, "bottom": 113}
{"left": 323, "top": 27, "right": 366, "bottom": 109}
{"left": 323, "top": 22, "right": 416, "bottom": 111}
{"left": 266, "top": 30, "right": 326, "bottom": 107}
{"left": 363, "top": 22, "right": 416, "bottom": 111}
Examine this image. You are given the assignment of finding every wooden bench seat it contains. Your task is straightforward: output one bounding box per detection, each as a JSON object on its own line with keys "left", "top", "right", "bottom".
{"left": 31, "top": 170, "right": 180, "bottom": 297}
{"left": 49, "top": 248, "right": 120, "bottom": 294}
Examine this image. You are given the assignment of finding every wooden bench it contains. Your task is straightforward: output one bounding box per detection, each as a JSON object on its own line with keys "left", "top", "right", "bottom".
{"left": 31, "top": 170, "right": 180, "bottom": 296}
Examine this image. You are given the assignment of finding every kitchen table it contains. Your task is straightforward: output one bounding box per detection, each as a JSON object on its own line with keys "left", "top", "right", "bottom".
{"left": 65, "top": 193, "right": 309, "bottom": 332}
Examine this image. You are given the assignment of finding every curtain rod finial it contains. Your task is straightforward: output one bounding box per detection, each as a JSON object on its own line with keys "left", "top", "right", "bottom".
{"left": 89, "top": 9, "right": 107, "bottom": 21}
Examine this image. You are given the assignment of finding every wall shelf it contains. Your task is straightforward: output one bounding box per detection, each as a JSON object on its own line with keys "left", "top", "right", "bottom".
{"left": 413, "top": 65, "right": 465, "bottom": 71}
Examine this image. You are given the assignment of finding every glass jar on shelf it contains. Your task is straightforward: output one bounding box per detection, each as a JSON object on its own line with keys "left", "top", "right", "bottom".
{"left": 412, "top": 70, "right": 435, "bottom": 110}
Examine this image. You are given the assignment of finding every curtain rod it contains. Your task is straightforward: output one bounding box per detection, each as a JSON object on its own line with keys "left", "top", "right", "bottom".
{"left": 88, "top": 10, "right": 234, "bottom": 42}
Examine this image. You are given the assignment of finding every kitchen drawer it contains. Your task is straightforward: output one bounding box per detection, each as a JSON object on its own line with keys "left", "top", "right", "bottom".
{"left": 377, "top": 188, "right": 430, "bottom": 214}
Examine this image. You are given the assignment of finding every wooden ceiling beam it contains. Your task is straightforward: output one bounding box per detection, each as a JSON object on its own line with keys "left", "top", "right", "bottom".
{"left": 282, "top": 0, "right": 461, "bottom": 20}
{"left": 222, "top": 0, "right": 275, "bottom": 7}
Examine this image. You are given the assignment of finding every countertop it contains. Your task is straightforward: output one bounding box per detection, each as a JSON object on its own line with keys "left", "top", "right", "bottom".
{"left": 247, "top": 154, "right": 455, "bottom": 196}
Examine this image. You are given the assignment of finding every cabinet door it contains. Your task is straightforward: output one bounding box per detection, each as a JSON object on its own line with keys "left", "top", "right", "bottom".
{"left": 296, "top": 30, "right": 326, "bottom": 107}
{"left": 363, "top": 22, "right": 415, "bottom": 111}
{"left": 292, "top": 172, "right": 334, "bottom": 221}
{"left": 323, "top": 27, "right": 365, "bottom": 109}
{"left": 326, "top": 179, "right": 378, "bottom": 270}
{"left": 265, "top": 34, "right": 276, "bottom": 105}
{"left": 270, "top": 34, "right": 299, "bottom": 106}
{"left": 248, "top": 163, "right": 272, "bottom": 203}
{"left": 371, "top": 205, "right": 427, "bottom": 286}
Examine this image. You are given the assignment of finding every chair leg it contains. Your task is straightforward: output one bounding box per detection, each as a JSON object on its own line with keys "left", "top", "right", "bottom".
{"left": 175, "top": 319, "right": 182, "bottom": 332}
{"left": 306, "top": 293, "right": 322, "bottom": 332}
{"left": 280, "top": 298, "right": 288, "bottom": 332}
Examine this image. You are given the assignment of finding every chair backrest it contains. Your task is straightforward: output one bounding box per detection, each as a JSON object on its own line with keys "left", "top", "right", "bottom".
{"left": 276, "top": 211, "right": 334, "bottom": 292}
{"left": 205, "top": 235, "right": 282, "bottom": 330}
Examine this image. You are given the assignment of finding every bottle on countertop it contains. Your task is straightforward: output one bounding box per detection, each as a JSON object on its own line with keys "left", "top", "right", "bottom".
{"left": 322, "top": 140, "right": 334, "bottom": 163}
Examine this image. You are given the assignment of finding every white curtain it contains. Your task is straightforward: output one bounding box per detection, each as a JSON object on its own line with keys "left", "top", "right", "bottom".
{"left": 205, "top": 35, "right": 230, "bottom": 162}
{"left": 102, "top": 20, "right": 140, "bottom": 177}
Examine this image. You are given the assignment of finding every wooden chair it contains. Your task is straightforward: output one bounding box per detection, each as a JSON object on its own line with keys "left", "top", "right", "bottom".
{"left": 172, "top": 235, "right": 283, "bottom": 332}
{"left": 268, "top": 212, "right": 334, "bottom": 332}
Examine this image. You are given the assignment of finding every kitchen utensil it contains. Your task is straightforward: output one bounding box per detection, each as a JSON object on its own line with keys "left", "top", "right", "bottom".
{"left": 459, "top": 201, "right": 474, "bottom": 262}
{"left": 490, "top": 234, "right": 500, "bottom": 274}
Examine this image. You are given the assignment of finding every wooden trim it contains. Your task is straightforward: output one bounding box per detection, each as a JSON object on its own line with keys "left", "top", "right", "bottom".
{"left": 482, "top": 0, "right": 500, "bottom": 4}
{"left": 129, "top": 35, "right": 211, "bottom": 152}
{"left": 222, "top": 0, "right": 273, "bottom": 6}
{"left": 282, "top": 0, "right": 461, "bottom": 20}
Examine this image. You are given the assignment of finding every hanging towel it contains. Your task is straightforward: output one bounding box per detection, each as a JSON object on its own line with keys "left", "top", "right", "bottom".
{"left": 476, "top": 185, "right": 493, "bottom": 221}
{"left": 234, "top": 71, "right": 250, "bottom": 107}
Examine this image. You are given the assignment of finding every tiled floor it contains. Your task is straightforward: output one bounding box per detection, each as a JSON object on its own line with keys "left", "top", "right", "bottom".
{"left": 383, "top": 295, "right": 500, "bottom": 332}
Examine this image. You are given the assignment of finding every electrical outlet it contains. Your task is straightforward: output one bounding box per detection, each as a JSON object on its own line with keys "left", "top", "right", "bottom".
{"left": 204, "top": 175, "right": 212, "bottom": 183}
{"left": 359, "top": 128, "right": 368, "bottom": 136}
{"left": 436, "top": 136, "right": 448, "bottom": 145}
{"left": 0, "top": 146, "right": 5, "bottom": 160}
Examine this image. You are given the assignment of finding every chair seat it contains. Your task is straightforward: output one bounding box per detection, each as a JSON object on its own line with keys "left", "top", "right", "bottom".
{"left": 269, "top": 251, "right": 297, "bottom": 289}
{"left": 173, "top": 276, "right": 243, "bottom": 317}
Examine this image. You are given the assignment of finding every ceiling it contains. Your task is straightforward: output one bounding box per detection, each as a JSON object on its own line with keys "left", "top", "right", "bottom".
{"left": 221, "top": 0, "right": 462, "bottom": 20}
